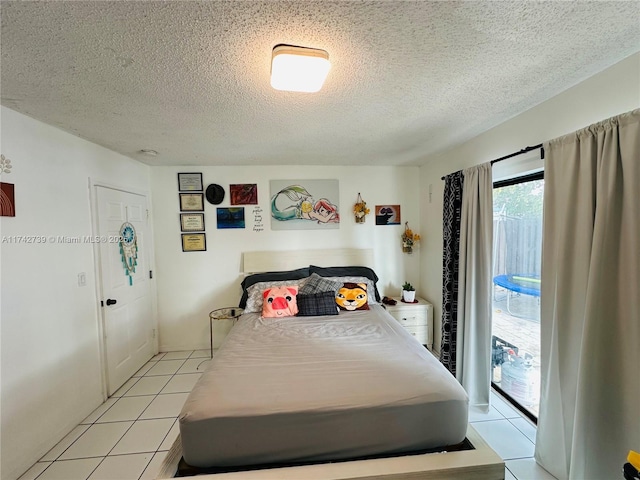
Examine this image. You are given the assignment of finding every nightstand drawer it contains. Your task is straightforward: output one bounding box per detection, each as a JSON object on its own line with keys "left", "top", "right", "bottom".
{"left": 392, "top": 311, "right": 427, "bottom": 326}
{"left": 403, "top": 325, "right": 429, "bottom": 344}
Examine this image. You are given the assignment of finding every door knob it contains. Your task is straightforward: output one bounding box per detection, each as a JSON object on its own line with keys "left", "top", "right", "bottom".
{"left": 106, "top": 299, "right": 117, "bottom": 306}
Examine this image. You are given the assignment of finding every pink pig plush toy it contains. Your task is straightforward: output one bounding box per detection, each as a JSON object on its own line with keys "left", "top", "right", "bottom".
{"left": 261, "top": 285, "right": 299, "bottom": 318}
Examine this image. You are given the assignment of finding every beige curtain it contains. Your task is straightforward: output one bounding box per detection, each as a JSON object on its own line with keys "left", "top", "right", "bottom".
{"left": 536, "top": 109, "right": 640, "bottom": 479}
{"left": 456, "top": 163, "right": 493, "bottom": 409}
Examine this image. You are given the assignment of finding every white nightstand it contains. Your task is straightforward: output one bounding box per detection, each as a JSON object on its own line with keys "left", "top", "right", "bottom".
{"left": 384, "top": 297, "right": 433, "bottom": 350}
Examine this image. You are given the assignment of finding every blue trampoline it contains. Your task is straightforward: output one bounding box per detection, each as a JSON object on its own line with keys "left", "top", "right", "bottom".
{"left": 493, "top": 274, "right": 540, "bottom": 317}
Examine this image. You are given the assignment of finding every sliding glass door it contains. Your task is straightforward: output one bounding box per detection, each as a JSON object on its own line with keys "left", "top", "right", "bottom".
{"left": 491, "top": 173, "right": 543, "bottom": 419}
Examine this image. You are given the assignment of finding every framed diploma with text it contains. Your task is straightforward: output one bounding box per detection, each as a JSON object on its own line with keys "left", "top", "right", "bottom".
{"left": 182, "top": 233, "right": 206, "bottom": 252}
{"left": 180, "top": 213, "right": 205, "bottom": 232}
{"left": 178, "top": 172, "right": 203, "bottom": 191}
{"left": 179, "top": 193, "right": 204, "bottom": 211}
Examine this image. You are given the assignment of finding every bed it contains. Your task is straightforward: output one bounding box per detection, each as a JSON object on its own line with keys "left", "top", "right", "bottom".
{"left": 158, "top": 249, "right": 504, "bottom": 479}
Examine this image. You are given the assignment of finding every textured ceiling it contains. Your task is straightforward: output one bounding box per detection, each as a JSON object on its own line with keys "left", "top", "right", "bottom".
{"left": 2, "top": 1, "right": 639, "bottom": 167}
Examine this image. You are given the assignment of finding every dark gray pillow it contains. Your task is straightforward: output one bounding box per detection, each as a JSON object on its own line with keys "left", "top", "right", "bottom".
{"left": 298, "top": 273, "right": 342, "bottom": 296}
{"left": 239, "top": 267, "right": 310, "bottom": 308}
{"left": 297, "top": 291, "right": 339, "bottom": 316}
{"left": 309, "top": 265, "right": 381, "bottom": 302}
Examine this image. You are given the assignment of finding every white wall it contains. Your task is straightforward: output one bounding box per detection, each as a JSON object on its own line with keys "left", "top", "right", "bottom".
{"left": 0, "top": 107, "right": 152, "bottom": 480}
{"left": 151, "top": 166, "right": 421, "bottom": 351}
{"left": 419, "top": 52, "right": 640, "bottom": 355}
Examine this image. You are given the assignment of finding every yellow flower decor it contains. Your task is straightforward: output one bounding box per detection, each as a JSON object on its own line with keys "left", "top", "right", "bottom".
{"left": 401, "top": 222, "right": 420, "bottom": 253}
{"left": 353, "top": 193, "right": 370, "bottom": 223}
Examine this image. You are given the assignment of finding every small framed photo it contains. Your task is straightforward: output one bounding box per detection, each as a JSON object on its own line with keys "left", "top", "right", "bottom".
{"left": 180, "top": 213, "right": 205, "bottom": 232}
{"left": 181, "top": 233, "right": 206, "bottom": 252}
{"left": 179, "top": 193, "right": 204, "bottom": 211}
{"left": 177, "top": 172, "right": 203, "bottom": 192}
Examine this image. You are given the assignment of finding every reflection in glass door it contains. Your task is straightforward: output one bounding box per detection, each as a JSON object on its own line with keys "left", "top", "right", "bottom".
{"left": 491, "top": 173, "right": 544, "bottom": 419}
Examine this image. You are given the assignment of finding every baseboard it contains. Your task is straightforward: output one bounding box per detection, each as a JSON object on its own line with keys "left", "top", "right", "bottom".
{"left": 158, "top": 343, "right": 209, "bottom": 353}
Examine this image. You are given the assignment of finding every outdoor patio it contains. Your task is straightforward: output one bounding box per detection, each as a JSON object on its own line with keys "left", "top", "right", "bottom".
{"left": 492, "top": 286, "right": 541, "bottom": 417}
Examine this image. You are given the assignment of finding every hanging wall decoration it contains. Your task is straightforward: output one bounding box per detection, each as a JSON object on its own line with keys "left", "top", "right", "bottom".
{"left": 119, "top": 222, "right": 138, "bottom": 285}
{"left": 353, "top": 192, "right": 370, "bottom": 224}
{"left": 401, "top": 221, "right": 420, "bottom": 254}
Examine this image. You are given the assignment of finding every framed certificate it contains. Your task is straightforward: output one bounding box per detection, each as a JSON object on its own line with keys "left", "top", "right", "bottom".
{"left": 180, "top": 213, "right": 205, "bottom": 232}
{"left": 178, "top": 172, "right": 203, "bottom": 191}
{"left": 179, "top": 193, "right": 204, "bottom": 211}
{"left": 182, "top": 233, "right": 206, "bottom": 252}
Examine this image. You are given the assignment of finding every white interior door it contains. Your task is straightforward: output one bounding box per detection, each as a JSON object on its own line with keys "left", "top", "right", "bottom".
{"left": 96, "top": 186, "right": 154, "bottom": 395}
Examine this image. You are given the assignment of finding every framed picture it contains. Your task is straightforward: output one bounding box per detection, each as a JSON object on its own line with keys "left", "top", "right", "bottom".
{"left": 179, "top": 193, "right": 204, "bottom": 211}
{"left": 181, "top": 233, "right": 206, "bottom": 252}
{"left": 375, "top": 205, "right": 401, "bottom": 225}
{"left": 270, "top": 179, "right": 339, "bottom": 230}
{"left": 180, "top": 213, "right": 205, "bottom": 232}
{"left": 216, "top": 207, "right": 245, "bottom": 229}
{"left": 177, "top": 172, "right": 203, "bottom": 192}
{"left": 230, "top": 184, "right": 258, "bottom": 205}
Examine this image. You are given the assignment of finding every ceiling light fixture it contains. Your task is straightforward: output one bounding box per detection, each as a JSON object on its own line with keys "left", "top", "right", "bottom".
{"left": 270, "top": 45, "right": 331, "bottom": 93}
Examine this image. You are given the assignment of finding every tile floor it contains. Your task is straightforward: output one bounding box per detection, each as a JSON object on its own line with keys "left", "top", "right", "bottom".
{"left": 18, "top": 350, "right": 556, "bottom": 480}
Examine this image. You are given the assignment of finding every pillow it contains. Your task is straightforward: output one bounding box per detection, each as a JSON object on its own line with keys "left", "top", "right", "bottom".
{"left": 244, "top": 278, "right": 307, "bottom": 313}
{"left": 309, "top": 265, "right": 381, "bottom": 302}
{"left": 297, "top": 291, "right": 339, "bottom": 316}
{"left": 323, "top": 276, "right": 377, "bottom": 304}
{"left": 336, "top": 283, "right": 370, "bottom": 311}
{"left": 298, "top": 273, "right": 342, "bottom": 296}
{"left": 239, "top": 267, "right": 310, "bottom": 308}
{"left": 261, "top": 286, "right": 299, "bottom": 318}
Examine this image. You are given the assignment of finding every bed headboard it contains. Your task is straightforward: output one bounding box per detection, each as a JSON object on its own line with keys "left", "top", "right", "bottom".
{"left": 242, "top": 248, "right": 374, "bottom": 274}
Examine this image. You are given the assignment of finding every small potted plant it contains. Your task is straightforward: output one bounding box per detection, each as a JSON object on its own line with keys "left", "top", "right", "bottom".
{"left": 402, "top": 282, "right": 416, "bottom": 303}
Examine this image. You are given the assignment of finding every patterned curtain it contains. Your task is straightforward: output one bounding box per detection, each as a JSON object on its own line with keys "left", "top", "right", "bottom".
{"left": 440, "top": 171, "right": 464, "bottom": 375}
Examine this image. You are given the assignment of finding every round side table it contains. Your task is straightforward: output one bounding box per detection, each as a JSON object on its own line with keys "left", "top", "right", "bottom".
{"left": 209, "top": 307, "right": 244, "bottom": 358}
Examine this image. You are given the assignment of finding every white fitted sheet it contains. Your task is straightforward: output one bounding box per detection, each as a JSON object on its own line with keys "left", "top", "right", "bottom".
{"left": 179, "top": 305, "right": 468, "bottom": 468}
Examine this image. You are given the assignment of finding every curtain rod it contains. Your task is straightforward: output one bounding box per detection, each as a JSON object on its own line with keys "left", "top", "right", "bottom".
{"left": 440, "top": 144, "right": 544, "bottom": 180}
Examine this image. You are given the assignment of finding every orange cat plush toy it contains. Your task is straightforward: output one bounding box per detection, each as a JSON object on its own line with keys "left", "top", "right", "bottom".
{"left": 336, "top": 283, "right": 369, "bottom": 311}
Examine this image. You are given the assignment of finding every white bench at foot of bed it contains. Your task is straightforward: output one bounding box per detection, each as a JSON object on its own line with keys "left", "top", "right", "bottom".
{"left": 155, "top": 425, "right": 504, "bottom": 480}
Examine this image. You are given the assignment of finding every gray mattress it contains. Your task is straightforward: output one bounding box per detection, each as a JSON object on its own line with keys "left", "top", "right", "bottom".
{"left": 179, "top": 305, "right": 468, "bottom": 468}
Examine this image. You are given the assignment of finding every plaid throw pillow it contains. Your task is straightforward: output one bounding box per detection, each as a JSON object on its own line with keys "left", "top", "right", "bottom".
{"left": 297, "top": 291, "right": 339, "bottom": 316}
{"left": 298, "top": 273, "right": 342, "bottom": 296}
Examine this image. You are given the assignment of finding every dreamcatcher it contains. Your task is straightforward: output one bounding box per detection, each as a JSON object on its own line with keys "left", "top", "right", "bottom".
{"left": 119, "top": 222, "right": 138, "bottom": 285}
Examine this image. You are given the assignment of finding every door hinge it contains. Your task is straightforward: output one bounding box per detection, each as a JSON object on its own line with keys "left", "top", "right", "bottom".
{"left": 149, "top": 270, "right": 153, "bottom": 279}
{"left": 152, "top": 329, "right": 156, "bottom": 339}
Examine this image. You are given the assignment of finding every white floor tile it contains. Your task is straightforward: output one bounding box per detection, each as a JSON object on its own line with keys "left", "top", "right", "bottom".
{"left": 510, "top": 417, "right": 537, "bottom": 443}
{"left": 145, "top": 360, "right": 185, "bottom": 376}
{"left": 506, "top": 458, "right": 557, "bottom": 480}
{"left": 17, "top": 462, "right": 51, "bottom": 480}
{"left": 37, "top": 458, "right": 101, "bottom": 479}
{"left": 88, "top": 453, "right": 153, "bottom": 480}
{"left": 505, "top": 467, "right": 517, "bottom": 480}
{"left": 132, "top": 362, "right": 157, "bottom": 377}
{"left": 123, "top": 376, "right": 172, "bottom": 396}
{"left": 111, "top": 378, "right": 139, "bottom": 398}
{"left": 139, "top": 393, "right": 189, "bottom": 419}
{"left": 150, "top": 353, "right": 166, "bottom": 361}
{"left": 161, "top": 351, "right": 193, "bottom": 360}
{"left": 469, "top": 405, "right": 505, "bottom": 422}
{"left": 177, "top": 358, "right": 211, "bottom": 374}
{"left": 81, "top": 398, "right": 117, "bottom": 424}
{"left": 161, "top": 373, "right": 201, "bottom": 394}
{"left": 111, "top": 418, "right": 175, "bottom": 455}
{"left": 139, "top": 452, "right": 167, "bottom": 480}
{"left": 491, "top": 393, "right": 523, "bottom": 419}
{"left": 41, "top": 425, "right": 90, "bottom": 461}
{"left": 95, "top": 396, "right": 154, "bottom": 423}
{"left": 470, "top": 419, "right": 535, "bottom": 460}
{"left": 59, "top": 422, "right": 132, "bottom": 460}
{"left": 159, "top": 419, "right": 180, "bottom": 451}
{"left": 189, "top": 349, "right": 210, "bottom": 359}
